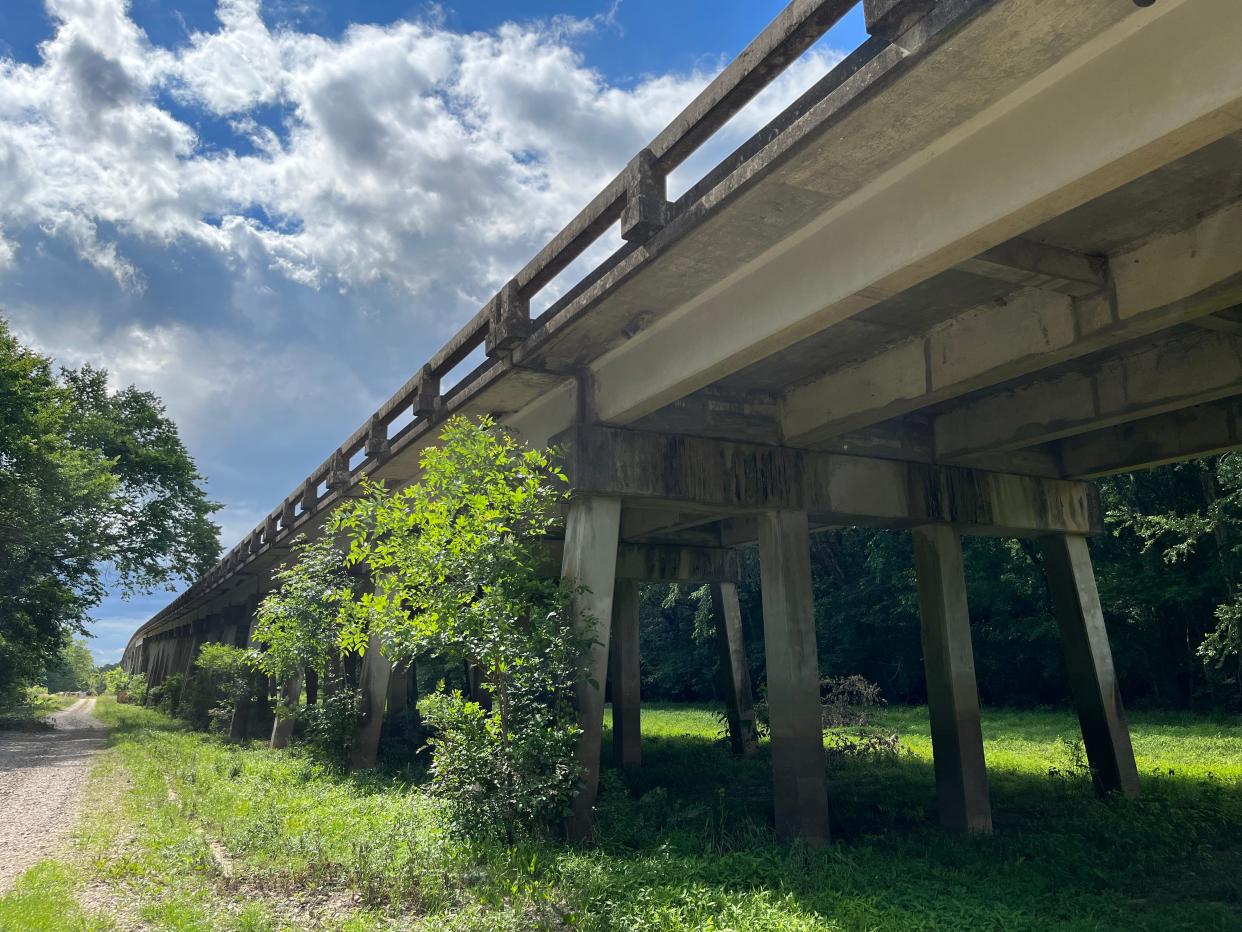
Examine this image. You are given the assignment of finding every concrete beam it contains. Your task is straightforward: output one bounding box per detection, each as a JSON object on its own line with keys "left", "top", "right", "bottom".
{"left": 544, "top": 539, "right": 740, "bottom": 583}
{"left": 783, "top": 199, "right": 1242, "bottom": 444}
{"left": 556, "top": 425, "right": 1098, "bottom": 536}
{"left": 1055, "top": 397, "right": 1242, "bottom": 478}
{"left": 936, "top": 328, "right": 1242, "bottom": 461}
{"left": 958, "top": 238, "right": 1107, "bottom": 298}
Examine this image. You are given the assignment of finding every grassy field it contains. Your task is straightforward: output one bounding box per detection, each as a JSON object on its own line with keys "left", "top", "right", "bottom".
{"left": 2, "top": 698, "right": 1240, "bottom": 930}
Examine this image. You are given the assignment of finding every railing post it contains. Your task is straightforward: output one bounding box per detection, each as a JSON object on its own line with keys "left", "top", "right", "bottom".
{"left": 621, "top": 149, "right": 669, "bottom": 244}
{"left": 863, "top": 0, "right": 937, "bottom": 41}
{"left": 413, "top": 364, "right": 443, "bottom": 418}
{"left": 327, "top": 451, "right": 350, "bottom": 491}
{"left": 485, "top": 279, "right": 530, "bottom": 356}
{"left": 364, "top": 415, "right": 389, "bottom": 457}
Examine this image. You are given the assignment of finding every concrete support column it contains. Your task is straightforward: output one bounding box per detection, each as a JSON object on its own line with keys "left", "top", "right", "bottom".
{"left": 350, "top": 634, "right": 393, "bottom": 770}
{"left": 912, "top": 525, "right": 992, "bottom": 833}
{"left": 1039, "top": 534, "right": 1140, "bottom": 798}
{"left": 305, "top": 668, "right": 319, "bottom": 706}
{"left": 386, "top": 663, "right": 409, "bottom": 717}
{"left": 270, "top": 672, "right": 303, "bottom": 749}
{"left": 757, "top": 510, "right": 829, "bottom": 844}
{"left": 711, "top": 582, "right": 759, "bottom": 757}
{"left": 608, "top": 579, "right": 642, "bottom": 768}
{"left": 561, "top": 495, "right": 622, "bottom": 842}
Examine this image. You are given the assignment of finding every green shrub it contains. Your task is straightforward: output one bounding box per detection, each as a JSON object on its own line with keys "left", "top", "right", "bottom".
{"left": 332, "top": 415, "right": 585, "bottom": 842}
{"left": 148, "top": 672, "right": 184, "bottom": 716}
{"left": 300, "top": 685, "right": 364, "bottom": 766}
{"left": 193, "top": 643, "right": 252, "bottom": 734}
{"left": 104, "top": 668, "right": 148, "bottom": 704}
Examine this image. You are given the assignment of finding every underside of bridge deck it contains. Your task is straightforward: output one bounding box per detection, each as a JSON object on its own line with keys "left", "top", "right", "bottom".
{"left": 126, "top": 0, "right": 1242, "bottom": 843}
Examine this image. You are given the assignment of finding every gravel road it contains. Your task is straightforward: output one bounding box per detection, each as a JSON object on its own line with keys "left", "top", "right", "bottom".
{"left": 0, "top": 697, "right": 107, "bottom": 893}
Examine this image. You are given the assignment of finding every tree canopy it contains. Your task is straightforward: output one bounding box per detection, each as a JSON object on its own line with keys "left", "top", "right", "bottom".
{"left": 0, "top": 317, "right": 220, "bottom": 696}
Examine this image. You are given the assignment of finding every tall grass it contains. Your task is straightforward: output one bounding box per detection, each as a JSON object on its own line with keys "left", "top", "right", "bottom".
{"left": 5, "top": 698, "right": 1239, "bottom": 930}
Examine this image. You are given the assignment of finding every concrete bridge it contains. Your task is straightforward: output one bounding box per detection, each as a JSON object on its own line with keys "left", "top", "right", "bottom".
{"left": 124, "top": 0, "right": 1242, "bottom": 842}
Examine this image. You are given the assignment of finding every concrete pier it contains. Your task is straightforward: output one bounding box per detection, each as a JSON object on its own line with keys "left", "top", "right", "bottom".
{"left": 270, "top": 673, "right": 303, "bottom": 749}
{"left": 711, "top": 582, "right": 759, "bottom": 757}
{"left": 561, "top": 495, "right": 622, "bottom": 841}
{"left": 758, "top": 510, "right": 829, "bottom": 843}
{"left": 912, "top": 525, "right": 992, "bottom": 833}
{"left": 1040, "top": 535, "right": 1140, "bottom": 798}
{"left": 609, "top": 579, "right": 642, "bottom": 768}
{"left": 350, "top": 635, "right": 393, "bottom": 770}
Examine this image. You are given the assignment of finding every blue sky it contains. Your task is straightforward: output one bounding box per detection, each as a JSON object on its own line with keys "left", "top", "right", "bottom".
{"left": 0, "top": 0, "right": 866, "bottom": 663}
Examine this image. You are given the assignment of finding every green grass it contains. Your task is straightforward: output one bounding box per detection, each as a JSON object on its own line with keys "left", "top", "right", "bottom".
{"left": 4, "top": 698, "right": 1240, "bottom": 930}
{"left": 0, "top": 689, "right": 78, "bottom": 729}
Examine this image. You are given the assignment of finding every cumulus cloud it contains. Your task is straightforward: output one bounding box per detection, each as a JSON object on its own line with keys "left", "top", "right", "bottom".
{"left": 1, "top": 0, "right": 840, "bottom": 308}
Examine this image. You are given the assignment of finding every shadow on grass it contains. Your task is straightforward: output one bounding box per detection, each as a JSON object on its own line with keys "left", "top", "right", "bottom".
{"left": 586, "top": 722, "right": 1242, "bottom": 929}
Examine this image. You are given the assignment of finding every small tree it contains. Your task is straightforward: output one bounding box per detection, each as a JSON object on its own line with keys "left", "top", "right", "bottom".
{"left": 251, "top": 534, "right": 357, "bottom": 735}
{"left": 193, "top": 643, "right": 252, "bottom": 734}
{"left": 331, "top": 415, "right": 585, "bottom": 841}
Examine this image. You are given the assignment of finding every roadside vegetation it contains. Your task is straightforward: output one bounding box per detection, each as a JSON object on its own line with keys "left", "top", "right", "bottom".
{"left": 2, "top": 696, "right": 1239, "bottom": 930}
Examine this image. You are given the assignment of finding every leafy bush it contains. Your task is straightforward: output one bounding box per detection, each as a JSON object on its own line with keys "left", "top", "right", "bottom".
{"left": 820, "top": 674, "right": 886, "bottom": 728}
{"left": 104, "top": 668, "right": 148, "bottom": 704}
{"left": 332, "top": 415, "right": 585, "bottom": 842}
{"left": 148, "top": 672, "right": 184, "bottom": 716}
{"left": 193, "top": 642, "right": 253, "bottom": 734}
{"left": 300, "top": 685, "right": 363, "bottom": 766}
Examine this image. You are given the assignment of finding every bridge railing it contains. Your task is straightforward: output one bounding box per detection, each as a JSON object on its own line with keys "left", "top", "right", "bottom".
{"left": 171, "top": 0, "right": 889, "bottom": 614}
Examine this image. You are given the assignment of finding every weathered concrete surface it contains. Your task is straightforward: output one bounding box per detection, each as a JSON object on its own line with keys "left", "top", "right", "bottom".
{"left": 758, "top": 510, "right": 829, "bottom": 843}
{"left": 937, "top": 328, "right": 1242, "bottom": 461}
{"left": 712, "top": 582, "right": 759, "bottom": 758}
{"left": 609, "top": 579, "right": 642, "bottom": 768}
{"left": 561, "top": 496, "right": 622, "bottom": 841}
{"left": 556, "top": 425, "right": 1098, "bottom": 536}
{"left": 1056, "top": 397, "right": 1242, "bottom": 479}
{"left": 270, "top": 673, "right": 303, "bottom": 750}
{"left": 912, "top": 525, "right": 992, "bottom": 833}
{"left": 1039, "top": 534, "right": 1140, "bottom": 798}
{"left": 350, "top": 636, "right": 393, "bottom": 770}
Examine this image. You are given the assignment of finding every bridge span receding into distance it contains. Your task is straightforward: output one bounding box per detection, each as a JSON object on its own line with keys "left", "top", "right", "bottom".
{"left": 125, "top": 0, "right": 1242, "bottom": 842}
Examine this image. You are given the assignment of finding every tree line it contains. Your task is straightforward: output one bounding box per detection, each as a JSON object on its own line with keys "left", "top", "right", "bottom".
{"left": 640, "top": 460, "right": 1242, "bottom": 711}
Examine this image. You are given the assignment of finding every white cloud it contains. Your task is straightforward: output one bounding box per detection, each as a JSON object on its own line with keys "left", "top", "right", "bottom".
{"left": 0, "top": 0, "right": 841, "bottom": 311}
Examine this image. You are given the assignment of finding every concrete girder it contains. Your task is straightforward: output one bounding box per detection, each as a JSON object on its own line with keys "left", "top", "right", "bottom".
{"left": 935, "top": 328, "right": 1242, "bottom": 461}
{"left": 957, "top": 237, "right": 1107, "bottom": 299}
{"left": 1054, "top": 397, "right": 1242, "bottom": 479}
{"left": 555, "top": 425, "right": 1098, "bottom": 536}
{"left": 782, "top": 197, "right": 1242, "bottom": 445}
{"left": 588, "top": 0, "right": 1242, "bottom": 428}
